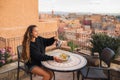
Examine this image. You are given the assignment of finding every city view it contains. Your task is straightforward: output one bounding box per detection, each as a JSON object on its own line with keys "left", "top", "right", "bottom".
{"left": 0, "top": 0, "right": 120, "bottom": 80}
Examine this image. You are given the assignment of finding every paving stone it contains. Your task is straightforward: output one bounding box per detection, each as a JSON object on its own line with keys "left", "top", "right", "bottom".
{"left": 23, "top": 72, "right": 92, "bottom": 80}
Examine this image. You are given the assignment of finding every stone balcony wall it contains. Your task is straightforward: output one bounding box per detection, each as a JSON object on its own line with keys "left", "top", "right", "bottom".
{"left": 0, "top": 19, "right": 58, "bottom": 53}
{"left": 0, "top": 31, "right": 57, "bottom": 54}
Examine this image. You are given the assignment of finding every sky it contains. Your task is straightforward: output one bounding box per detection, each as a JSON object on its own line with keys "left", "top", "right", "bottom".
{"left": 38, "top": 0, "right": 120, "bottom": 13}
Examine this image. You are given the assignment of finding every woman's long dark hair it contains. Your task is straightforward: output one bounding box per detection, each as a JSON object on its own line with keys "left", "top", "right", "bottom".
{"left": 22, "top": 25, "right": 37, "bottom": 62}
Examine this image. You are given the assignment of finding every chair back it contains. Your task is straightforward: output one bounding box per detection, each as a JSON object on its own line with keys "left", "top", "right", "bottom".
{"left": 17, "top": 46, "right": 33, "bottom": 80}
{"left": 100, "top": 47, "right": 115, "bottom": 67}
{"left": 17, "top": 45, "right": 23, "bottom": 60}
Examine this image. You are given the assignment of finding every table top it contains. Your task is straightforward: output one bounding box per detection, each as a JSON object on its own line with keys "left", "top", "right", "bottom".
{"left": 41, "top": 49, "right": 87, "bottom": 72}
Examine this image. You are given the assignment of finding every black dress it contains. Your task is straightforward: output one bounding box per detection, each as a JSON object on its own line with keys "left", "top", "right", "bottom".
{"left": 26, "top": 36, "right": 55, "bottom": 70}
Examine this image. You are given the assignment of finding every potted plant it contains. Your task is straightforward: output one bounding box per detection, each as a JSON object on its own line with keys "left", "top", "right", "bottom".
{"left": 0, "top": 47, "right": 15, "bottom": 67}
{"left": 90, "top": 33, "right": 120, "bottom": 57}
{"left": 67, "top": 41, "right": 78, "bottom": 52}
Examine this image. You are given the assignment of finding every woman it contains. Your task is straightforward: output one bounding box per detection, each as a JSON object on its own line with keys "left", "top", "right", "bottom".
{"left": 22, "top": 25, "right": 61, "bottom": 80}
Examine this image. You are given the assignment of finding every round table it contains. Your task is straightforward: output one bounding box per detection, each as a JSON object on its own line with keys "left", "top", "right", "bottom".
{"left": 41, "top": 49, "right": 87, "bottom": 80}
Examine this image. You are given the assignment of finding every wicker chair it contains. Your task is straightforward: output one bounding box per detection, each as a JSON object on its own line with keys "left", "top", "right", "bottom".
{"left": 17, "top": 45, "right": 33, "bottom": 80}
{"left": 77, "top": 47, "right": 115, "bottom": 80}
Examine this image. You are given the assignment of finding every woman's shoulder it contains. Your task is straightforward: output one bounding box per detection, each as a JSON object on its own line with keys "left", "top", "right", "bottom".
{"left": 37, "top": 36, "right": 45, "bottom": 42}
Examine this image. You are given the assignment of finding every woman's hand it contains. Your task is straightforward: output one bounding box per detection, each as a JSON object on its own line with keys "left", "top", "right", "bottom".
{"left": 54, "top": 36, "right": 59, "bottom": 41}
{"left": 53, "top": 56, "right": 62, "bottom": 63}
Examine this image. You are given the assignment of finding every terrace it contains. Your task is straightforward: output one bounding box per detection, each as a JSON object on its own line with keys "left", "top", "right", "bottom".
{"left": 0, "top": 0, "right": 120, "bottom": 80}
{"left": 0, "top": 31, "right": 120, "bottom": 80}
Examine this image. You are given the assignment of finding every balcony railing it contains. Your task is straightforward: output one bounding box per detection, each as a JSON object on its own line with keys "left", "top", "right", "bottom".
{"left": 64, "top": 31, "right": 91, "bottom": 50}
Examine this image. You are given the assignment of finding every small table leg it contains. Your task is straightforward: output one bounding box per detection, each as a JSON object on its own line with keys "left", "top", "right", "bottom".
{"left": 77, "top": 71, "right": 80, "bottom": 80}
{"left": 53, "top": 71, "right": 55, "bottom": 80}
{"left": 73, "top": 72, "right": 75, "bottom": 80}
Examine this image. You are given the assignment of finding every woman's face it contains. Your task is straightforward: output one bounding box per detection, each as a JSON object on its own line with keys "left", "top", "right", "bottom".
{"left": 31, "top": 27, "right": 39, "bottom": 38}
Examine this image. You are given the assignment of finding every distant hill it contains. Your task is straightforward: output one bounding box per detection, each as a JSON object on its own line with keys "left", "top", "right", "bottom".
{"left": 39, "top": 11, "right": 120, "bottom": 16}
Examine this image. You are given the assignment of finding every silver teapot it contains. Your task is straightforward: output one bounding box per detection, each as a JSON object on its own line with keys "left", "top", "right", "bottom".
{"left": 56, "top": 40, "right": 62, "bottom": 48}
